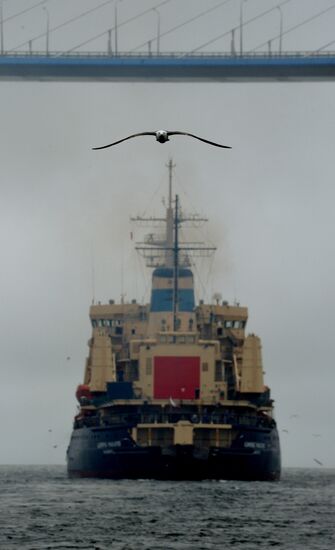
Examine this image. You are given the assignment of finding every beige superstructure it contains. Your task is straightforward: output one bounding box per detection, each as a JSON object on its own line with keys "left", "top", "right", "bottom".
{"left": 78, "top": 294, "right": 271, "bottom": 451}
{"left": 84, "top": 300, "right": 264, "bottom": 398}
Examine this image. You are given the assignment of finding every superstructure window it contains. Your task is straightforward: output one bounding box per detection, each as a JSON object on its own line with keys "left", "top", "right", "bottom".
{"left": 224, "top": 320, "right": 245, "bottom": 329}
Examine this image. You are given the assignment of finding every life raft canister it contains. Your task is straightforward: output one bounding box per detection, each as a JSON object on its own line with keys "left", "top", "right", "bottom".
{"left": 75, "top": 384, "right": 92, "bottom": 403}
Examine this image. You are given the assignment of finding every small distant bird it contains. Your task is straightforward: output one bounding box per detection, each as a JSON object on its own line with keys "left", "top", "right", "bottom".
{"left": 92, "top": 130, "right": 231, "bottom": 150}
{"left": 289, "top": 414, "right": 299, "bottom": 419}
{"left": 282, "top": 429, "right": 289, "bottom": 434}
{"left": 48, "top": 429, "right": 52, "bottom": 433}
{"left": 53, "top": 445, "right": 58, "bottom": 449}
{"left": 66, "top": 356, "right": 71, "bottom": 361}
{"left": 312, "top": 433, "right": 321, "bottom": 438}
{"left": 313, "top": 458, "right": 323, "bottom": 466}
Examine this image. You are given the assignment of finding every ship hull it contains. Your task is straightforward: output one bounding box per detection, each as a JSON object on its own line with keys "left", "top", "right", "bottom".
{"left": 67, "top": 425, "right": 281, "bottom": 481}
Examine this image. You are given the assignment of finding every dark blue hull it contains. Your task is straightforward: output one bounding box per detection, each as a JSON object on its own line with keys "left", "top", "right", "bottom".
{"left": 67, "top": 425, "right": 281, "bottom": 481}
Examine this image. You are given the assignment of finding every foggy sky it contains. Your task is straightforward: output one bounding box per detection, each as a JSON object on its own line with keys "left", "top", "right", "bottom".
{"left": 1, "top": 0, "right": 334, "bottom": 468}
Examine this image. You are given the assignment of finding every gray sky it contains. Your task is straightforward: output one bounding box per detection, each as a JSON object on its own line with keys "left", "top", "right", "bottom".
{"left": 1, "top": 0, "right": 335, "bottom": 468}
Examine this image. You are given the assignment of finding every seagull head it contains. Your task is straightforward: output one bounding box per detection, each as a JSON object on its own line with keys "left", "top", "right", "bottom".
{"left": 155, "top": 130, "right": 169, "bottom": 143}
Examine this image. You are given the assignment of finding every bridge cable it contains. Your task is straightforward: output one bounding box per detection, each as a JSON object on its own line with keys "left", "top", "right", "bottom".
{"left": 315, "top": 38, "right": 335, "bottom": 52}
{"left": 130, "top": 0, "right": 234, "bottom": 53}
{"left": 63, "top": 0, "right": 173, "bottom": 54}
{"left": 0, "top": 0, "right": 50, "bottom": 26}
{"left": 9, "top": 0, "right": 116, "bottom": 52}
{"left": 251, "top": 2, "right": 335, "bottom": 52}
{"left": 187, "top": 0, "right": 293, "bottom": 54}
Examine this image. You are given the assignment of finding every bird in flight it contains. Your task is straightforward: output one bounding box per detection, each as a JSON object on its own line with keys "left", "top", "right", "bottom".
{"left": 92, "top": 130, "right": 231, "bottom": 150}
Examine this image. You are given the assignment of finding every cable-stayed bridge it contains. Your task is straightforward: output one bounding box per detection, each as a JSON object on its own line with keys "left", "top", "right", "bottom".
{"left": 1, "top": 0, "right": 335, "bottom": 81}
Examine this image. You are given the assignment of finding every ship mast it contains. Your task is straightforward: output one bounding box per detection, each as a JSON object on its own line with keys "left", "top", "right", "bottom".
{"left": 173, "top": 194, "right": 179, "bottom": 331}
{"left": 132, "top": 163, "right": 217, "bottom": 320}
{"left": 166, "top": 158, "right": 175, "bottom": 268}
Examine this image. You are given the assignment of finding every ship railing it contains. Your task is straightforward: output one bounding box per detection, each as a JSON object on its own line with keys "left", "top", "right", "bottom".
{"left": 74, "top": 412, "right": 275, "bottom": 429}
{"left": 136, "top": 413, "right": 273, "bottom": 428}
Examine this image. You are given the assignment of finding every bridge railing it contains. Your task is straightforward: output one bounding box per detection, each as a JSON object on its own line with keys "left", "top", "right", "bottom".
{"left": 0, "top": 50, "right": 334, "bottom": 59}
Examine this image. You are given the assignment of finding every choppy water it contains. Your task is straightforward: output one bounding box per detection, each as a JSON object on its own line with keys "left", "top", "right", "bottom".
{"left": 0, "top": 466, "right": 334, "bottom": 550}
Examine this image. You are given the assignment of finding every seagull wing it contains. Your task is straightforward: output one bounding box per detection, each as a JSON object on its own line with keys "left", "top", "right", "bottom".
{"left": 92, "top": 132, "right": 156, "bottom": 150}
{"left": 167, "top": 131, "right": 232, "bottom": 149}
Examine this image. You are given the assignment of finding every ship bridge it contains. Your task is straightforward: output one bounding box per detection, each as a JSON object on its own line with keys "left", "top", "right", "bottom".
{"left": 150, "top": 267, "right": 195, "bottom": 313}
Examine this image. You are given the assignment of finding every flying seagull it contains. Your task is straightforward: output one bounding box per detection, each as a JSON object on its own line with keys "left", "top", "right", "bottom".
{"left": 92, "top": 130, "right": 231, "bottom": 150}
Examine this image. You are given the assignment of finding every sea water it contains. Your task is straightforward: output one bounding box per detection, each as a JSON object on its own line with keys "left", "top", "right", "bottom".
{"left": 0, "top": 466, "right": 334, "bottom": 549}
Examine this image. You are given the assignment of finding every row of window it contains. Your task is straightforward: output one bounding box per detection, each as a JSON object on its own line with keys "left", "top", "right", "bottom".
{"left": 223, "top": 320, "right": 245, "bottom": 329}
{"left": 92, "top": 319, "right": 245, "bottom": 330}
{"left": 92, "top": 319, "right": 122, "bottom": 328}
{"left": 92, "top": 321, "right": 245, "bottom": 340}
{"left": 158, "top": 335, "right": 196, "bottom": 344}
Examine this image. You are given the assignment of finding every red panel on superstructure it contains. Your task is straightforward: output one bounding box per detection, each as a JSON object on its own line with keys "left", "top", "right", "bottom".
{"left": 154, "top": 356, "right": 200, "bottom": 399}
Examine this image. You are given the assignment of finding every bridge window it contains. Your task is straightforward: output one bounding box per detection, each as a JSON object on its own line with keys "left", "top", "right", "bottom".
{"left": 224, "top": 320, "right": 245, "bottom": 329}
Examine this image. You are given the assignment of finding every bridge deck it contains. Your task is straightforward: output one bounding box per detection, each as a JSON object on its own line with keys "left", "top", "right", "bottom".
{"left": 1, "top": 52, "right": 335, "bottom": 81}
